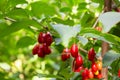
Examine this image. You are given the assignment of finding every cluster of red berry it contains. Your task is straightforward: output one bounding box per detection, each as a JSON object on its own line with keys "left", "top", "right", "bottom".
{"left": 32, "top": 32, "right": 53, "bottom": 58}
{"left": 82, "top": 48, "right": 102, "bottom": 80}
{"left": 61, "top": 44, "right": 102, "bottom": 80}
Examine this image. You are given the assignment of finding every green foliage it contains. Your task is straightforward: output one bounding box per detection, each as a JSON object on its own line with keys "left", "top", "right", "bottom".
{"left": 0, "top": 0, "right": 120, "bottom": 80}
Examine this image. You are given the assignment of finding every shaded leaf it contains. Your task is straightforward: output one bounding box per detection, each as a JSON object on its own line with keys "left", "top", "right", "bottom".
{"left": 16, "top": 36, "right": 36, "bottom": 48}
{"left": 103, "top": 50, "right": 120, "bottom": 67}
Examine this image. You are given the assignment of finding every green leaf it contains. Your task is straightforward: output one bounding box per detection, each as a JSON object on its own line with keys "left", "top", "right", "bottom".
{"left": 80, "top": 28, "right": 120, "bottom": 45}
{"left": 31, "top": 1, "right": 57, "bottom": 17}
{"left": 60, "top": 7, "right": 71, "bottom": 12}
{"left": 0, "top": 19, "right": 41, "bottom": 38}
{"left": 77, "top": 36, "right": 88, "bottom": 46}
{"left": 37, "top": 73, "right": 64, "bottom": 80}
{"left": 52, "top": 17, "right": 74, "bottom": 26}
{"left": 16, "top": 36, "right": 36, "bottom": 48}
{"left": 103, "top": 50, "right": 120, "bottom": 67}
{"left": 6, "top": 8, "right": 29, "bottom": 20}
{"left": 51, "top": 24, "right": 81, "bottom": 47}
{"left": 98, "top": 12, "right": 120, "bottom": 32}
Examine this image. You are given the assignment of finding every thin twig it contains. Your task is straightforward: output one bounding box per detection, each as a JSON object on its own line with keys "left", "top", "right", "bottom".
{"left": 79, "top": 47, "right": 88, "bottom": 54}
{"left": 4, "top": 17, "right": 16, "bottom": 22}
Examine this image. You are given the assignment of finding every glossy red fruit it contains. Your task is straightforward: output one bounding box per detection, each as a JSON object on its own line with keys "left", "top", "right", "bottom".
{"left": 32, "top": 44, "right": 40, "bottom": 55}
{"left": 38, "top": 32, "right": 46, "bottom": 43}
{"left": 118, "top": 69, "right": 120, "bottom": 78}
{"left": 96, "top": 73, "right": 102, "bottom": 79}
{"left": 88, "top": 69, "right": 94, "bottom": 79}
{"left": 45, "top": 32, "right": 53, "bottom": 46}
{"left": 37, "top": 45, "right": 45, "bottom": 58}
{"left": 43, "top": 43, "right": 51, "bottom": 55}
{"left": 61, "top": 48, "right": 70, "bottom": 61}
{"left": 75, "top": 55, "right": 83, "bottom": 68}
{"left": 82, "top": 68, "right": 89, "bottom": 80}
{"left": 70, "top": 44, "right": 78, "bottom": 58}
{"left": 88, "top": 48, "right": 96, "bottom": 62}
{"left": 74, "top": 66, "right": 84, "bottom": 72}
{"left": 91, "top": 62, "right": 98, "bottom": 73}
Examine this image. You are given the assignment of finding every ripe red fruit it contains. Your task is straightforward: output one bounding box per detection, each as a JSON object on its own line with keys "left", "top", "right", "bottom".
{"left": 32, "top": 44, "right": 40, "bottom": 55}
{"left": 43, "top": 43, "right": 51, "bottom": 55}
{"left": 118, "top": 69, "right": 120, "bottom": 78}
{"left": 74, "top": 66, "right": 84, "bottom": 72}
{"left": 88, "top": 48, "right": 96, "bottom": 62}
{"left": 44, "top": 32, "right": 53, "bottom": 46}
{"left": 70, "top": 44, "right": 78, "bottom": 58}
{"left": 88, "top": 69, "right": 94, "bottom": 79}
{"left": 82, "top": 68, "right": 89, "bottom": 80}
{"left": 61, "top": 48, "right": 70, "bottom": 61}
{"left": 91, "top": 62, "right": 98, "bottom": 73}
{"left": 38, "top": 32, "right": 46, "bottom": 43}
{"left": 75, "top": 55, "right": 83, "bottom": 68}
{"left": 96, "top": 73, "right": 102, "bottom": 79}
{"left": 37, "top": 45, "right": 45, "bottom": 58}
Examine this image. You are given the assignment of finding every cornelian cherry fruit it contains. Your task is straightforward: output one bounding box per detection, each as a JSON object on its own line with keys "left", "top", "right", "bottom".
{"left": 70, "top": 44, "right": 78, "bottom": 58}
{"left": 61, "top": 48, "right": 70, "bottom": 61}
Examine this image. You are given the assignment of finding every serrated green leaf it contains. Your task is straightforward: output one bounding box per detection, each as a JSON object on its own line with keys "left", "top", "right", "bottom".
{"left": 37, "top": 73, "right": 64, "bottom": 80}
{"left": 51, "top": 24, "right": 81, "bottom": 47}
{"left": 16, "top": 36, "right": 35, "bottom": 48}
{"left": 80, "top": 28, "right": 120, "bottom": 45}
{"left": 103, "top": 50, "right": 120, "bottom": 67}
{"left": 31, "top": 1, "right": 56, "bottom": 17}
{"left": 98, "top": 12, "right": 120, "bottom": 32}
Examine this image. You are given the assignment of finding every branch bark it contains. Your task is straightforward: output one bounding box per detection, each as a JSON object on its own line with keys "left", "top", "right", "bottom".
{"left": 102, "top": 0, "right": 112, "bottom": 80}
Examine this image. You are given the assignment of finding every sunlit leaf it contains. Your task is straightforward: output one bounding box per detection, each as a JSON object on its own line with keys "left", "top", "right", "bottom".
{"left": 51, "top": 24, "right": 81, "bottom": 47}
{"left": 98, "top": 12, "right": 120, "bottom": 32}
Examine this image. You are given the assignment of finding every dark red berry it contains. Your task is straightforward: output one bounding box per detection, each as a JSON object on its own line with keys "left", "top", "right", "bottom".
{"left": 75, "top": 55, "right": 83, "bottom": 68}
{"left": 74, "top": 65, "right": 84, "bottom": 72}
{"left": 45, "top": 32, "right": 53, "bottom": 46}
{"left": 32, "top": 44, "right": 40, "bottom": 55}
{"left": 91, "top": 62, "right": 98, "bottom": 73}
{"left": 82, "top": 68, "right": 89, "bottom": 80}
{"left": 88, "top": 48, "right": 96, "bottom": 62}
{"left": 38, "top": 32, "right": 46, "bottom": 43}
{"left": 37, "top": 45, "right": 45, "bottom": 58}
{"left": 61, "top": 48, "right": 70, "bottom": 61}
{"left": 43, "top": 43, "right": 51, "bottom": 55}
{"left": 70, "top": 44, "right": 78, "bottom": 58}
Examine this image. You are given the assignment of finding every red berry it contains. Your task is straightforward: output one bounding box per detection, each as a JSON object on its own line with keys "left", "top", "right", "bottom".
{"left": 32, "top": 44, "right": 40, "bottom": 55}
{"left": 88, "top": 69, "right": 94, "bottom": 79}
{"left": 70, "top": 44, "right": 78, "bottom": 58}
{"left": 75, "top": 55, "right": 83, "bottom": 68}
{"left": 82, "top": 68, "right": 89, "bottom": 80}
{"left": 118, "top": 69, "right": 120, "bottom": 78}
{"left": 95, "top": 73, "right": 102, "bottom": 79}
{"left": 61, "top": 48, "right": 70, "bottom": 61}
{"left": 45, "top": 32, "right": 53, "bottom": 46}
{"left": 91, "top": 62, "right": 98, "bottom": 73}
{"left": 74, "top": 65, "right": 84, "bottom": 72}
{"left": 43, "top": 43, "right": 51, "bottom": 55}
{"left": 95, "top": 27, "right": 102, "bottom": 32}
{"left": 37, "top": 45, "right": 45, "bottom": 58}
{"left": 38, "top": 32, "right": 46, "bottom": 43}
{"left": 88, "top": 48, "right": 96, "bottom": 62}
